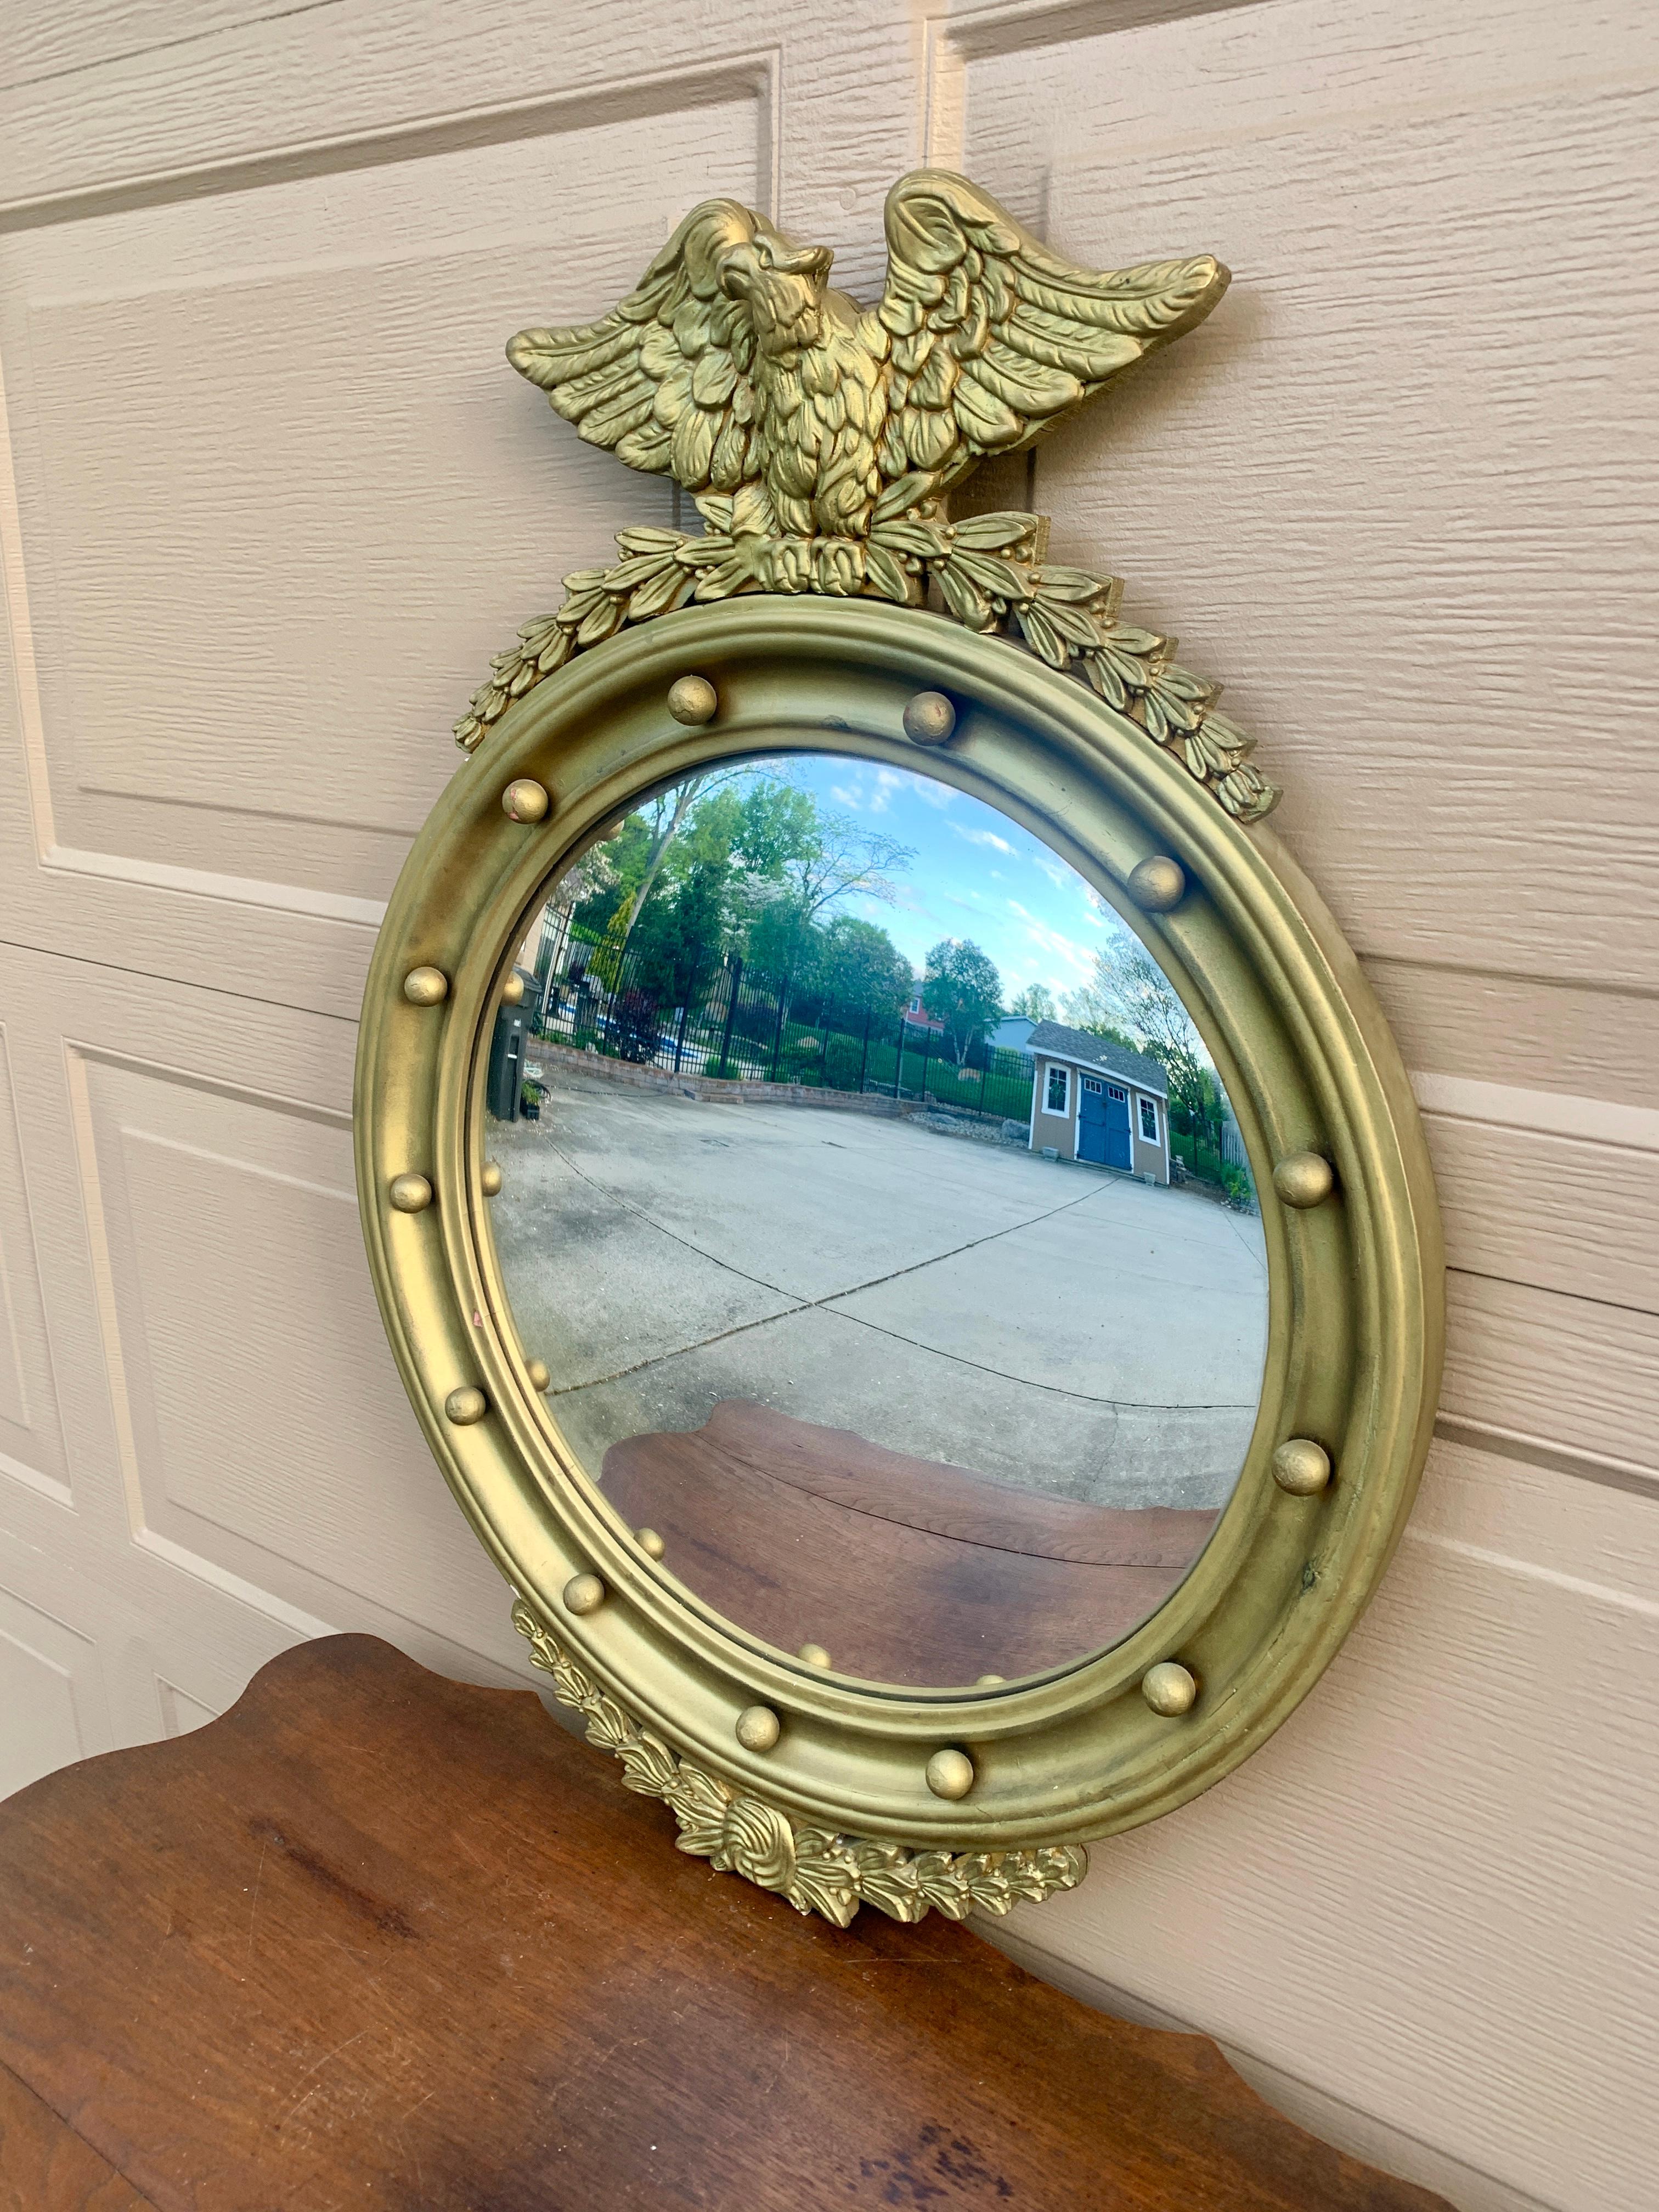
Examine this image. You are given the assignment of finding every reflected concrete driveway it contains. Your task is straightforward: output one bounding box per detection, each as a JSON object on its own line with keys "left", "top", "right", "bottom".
{"left": 492, "top": 1073, "right": 1268, "bottom": 1510}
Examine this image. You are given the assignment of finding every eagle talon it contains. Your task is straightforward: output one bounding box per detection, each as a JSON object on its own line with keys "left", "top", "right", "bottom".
{"left": 814, "top": 538, "right": 866, "bottom": 596}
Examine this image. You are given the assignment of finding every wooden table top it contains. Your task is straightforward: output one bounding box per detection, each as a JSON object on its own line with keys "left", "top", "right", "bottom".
{"left": 0, "top": 1634, "right": 1449, "bottom": 2211}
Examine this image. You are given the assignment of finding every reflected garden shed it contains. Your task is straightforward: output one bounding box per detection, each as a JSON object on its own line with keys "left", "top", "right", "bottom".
{"left": 1025, "top": 1022, "right": 1169, "bottom": 1182}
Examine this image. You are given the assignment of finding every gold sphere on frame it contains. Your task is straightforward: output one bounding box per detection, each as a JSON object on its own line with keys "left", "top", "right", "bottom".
{"left": 388, "top": 1172, "right": 432, "bottom": 1214}
{"left": 1126, "top": 855, "right": 1186, "bottom": 912}
{"left": 481, "top": 1161, "right": 504, "bottom": 1197}
{"left": 444, "top": 1386, "right": 488, "bottom": 1426}
{"left": 736, "top": 1705, "right": 782, "bottom": 1753}
{"left": 501, "top": 777, "right": 551, "bottom": 823}
{"left": 501, "top": 972, "right": 526, "bottom": 1006}
{"left": 636, "top": 1527, "right": 666, "bottom": 1560}
{"left": 667, "top": 674, "right": 719, "bottom": 725}
{"left": 1273, "top": 1438, "right": 1333, "bottom": 1495}
{"left": 902, "top": 690, "right": 956, "bottom": 745}
{"left": 1273, "top": 1152, "right": 1335, "bottom": 1209}
{"left": 563, "top": 1573, "right": 606, "bottom": 1616}
{"left": 798, "top": 1642, "right": 832, "bottom": 1669}
{"left": 926, "top": 1748, "right": 975, "bottom": 1801}
{"left": 402, "top": 966, "right": 449, "bottom": 1006}
{"left": 525, "top": 1357, "right": 551, "bottom": 1393}
{"left": 1142, "top": 1662, "right": 1197, "bottom": 1717}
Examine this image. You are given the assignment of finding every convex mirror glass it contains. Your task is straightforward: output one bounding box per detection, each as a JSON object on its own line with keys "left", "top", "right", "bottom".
{"left": 485, "top": 753, "right": 1266, "bottom": 1689}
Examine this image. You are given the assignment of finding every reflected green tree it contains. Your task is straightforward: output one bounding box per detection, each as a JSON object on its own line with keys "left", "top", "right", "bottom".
{"left": 1008, "top": 981, "right": 1057, "bottom": 1022}
{"left": 922, "top": 939, "right": 1003, "bottom": 1067}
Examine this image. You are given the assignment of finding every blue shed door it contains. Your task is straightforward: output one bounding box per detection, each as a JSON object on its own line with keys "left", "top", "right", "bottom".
{"left": 1077, "top": 1077, "right": 1132, "bottom": 1168}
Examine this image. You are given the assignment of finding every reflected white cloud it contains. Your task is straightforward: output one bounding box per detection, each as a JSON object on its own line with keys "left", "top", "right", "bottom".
{"left": 952, "top": 823, "right": 1015, "bottom": 854}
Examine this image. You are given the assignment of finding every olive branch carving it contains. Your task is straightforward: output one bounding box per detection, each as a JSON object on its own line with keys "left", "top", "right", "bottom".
{"left": 511, "top": 1599, "right": 1087, "bottom": 1928}
{"left": 453, "top": 480, "right": 1278, "bottom": 826}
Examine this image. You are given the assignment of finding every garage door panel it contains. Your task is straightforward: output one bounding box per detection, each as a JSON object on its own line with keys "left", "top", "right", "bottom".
{"left": 945, "top": 0, "right": 1659, "bottom": 990}
{"left": 1035, "top": 83, "right": 1658, "bottom": 985}
{"left": 2, "top": 947, "right": 565, "bottom": 1696}
{"left": 0, "top": 1022, "right": 69, "bottom": 1504}
{"left": 1366, "top": 958, "right": 1659, "bottom": 1115}
{"left": 73, "top": 1049, "right": 511, "bottom": 1644}
{"left": 1441, "top": 1271, "right": 1658, "bottom": 1488}
{"left": 0, "top": 84, "right": 765, "bottom": 912}
{"left": 0, "top": 4, "right": 295, "bottom": 104}
{"left": 1424, "top": 1108, "right": 1659, "bottom": 1315}
{"left": 0, "top": 1576, "right": 114, "bottom": 1802}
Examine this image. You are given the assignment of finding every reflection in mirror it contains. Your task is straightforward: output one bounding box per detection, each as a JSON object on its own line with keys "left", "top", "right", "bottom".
{"left": 486, "top": 754, "right": 1267, "bottom": 1689}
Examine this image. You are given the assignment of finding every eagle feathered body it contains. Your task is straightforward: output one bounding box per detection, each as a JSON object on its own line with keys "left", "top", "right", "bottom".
{"left": 749, "top": 301, "right": 889, "bottom": 538}
{"left": 507, "top": 171, "right": 1228, "bottom": 546}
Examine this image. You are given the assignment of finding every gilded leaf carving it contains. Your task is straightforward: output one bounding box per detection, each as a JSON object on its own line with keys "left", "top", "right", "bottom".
{"left": 454, "top": 167, "right": 1279, "bottom": 823}
{"left": 454, "top": 495, "right": 1279, "bottom": 823}
{"left": 510, "top": 1599, "right": 1087, "bottom": 1928}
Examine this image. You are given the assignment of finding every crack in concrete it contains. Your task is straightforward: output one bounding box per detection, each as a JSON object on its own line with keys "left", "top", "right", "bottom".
{"left": 538, "top": 1141, "right": 1255, "bottom": 1413}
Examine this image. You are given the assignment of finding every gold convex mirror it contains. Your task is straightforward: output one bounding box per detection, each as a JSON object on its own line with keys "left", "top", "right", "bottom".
{"left": 356, "top": 170, "right": 1443, "bottom": 1926}
{"left": 488, "top": 755, "right": 1268, "bottom": 1691}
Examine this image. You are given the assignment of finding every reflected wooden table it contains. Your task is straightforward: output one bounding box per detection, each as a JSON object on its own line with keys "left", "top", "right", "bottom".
{"left": 0, "top": 1635, "right": 1448, "bottom": 2211}
{"left": 601, "top": 1398, "right": 1220, "bottom": 1681}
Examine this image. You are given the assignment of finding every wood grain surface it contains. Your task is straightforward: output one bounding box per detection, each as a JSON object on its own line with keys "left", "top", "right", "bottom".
{"left": 0, "top": 2063, "right": 155, "bottom": 2212}
{"left": 600, "top": 1398, "right": 1217, "bottom": 1683}
{"left": 0, "top": 1633, "right": 1451, "bottom": 2212}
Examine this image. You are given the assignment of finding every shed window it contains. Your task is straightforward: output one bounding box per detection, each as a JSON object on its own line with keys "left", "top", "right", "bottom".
{"left": 1045, "top": 1064, "right": 1069, "bottom": 1114}
{"left": 1139, "top": 1096, "right": 1159, "bottom": 1143}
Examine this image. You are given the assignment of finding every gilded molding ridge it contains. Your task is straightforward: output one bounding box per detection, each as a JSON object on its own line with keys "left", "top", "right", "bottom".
{"left": 511, "top": 1599, "right": 1088, "bottom": 1927}
{"left": 354, "top": 598, "right": 1440, "bottom": 1920}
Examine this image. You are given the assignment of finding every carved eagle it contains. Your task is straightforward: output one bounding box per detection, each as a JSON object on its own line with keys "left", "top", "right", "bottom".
{"left": 506, "top": 170, "right": 1228, "bottom": 542}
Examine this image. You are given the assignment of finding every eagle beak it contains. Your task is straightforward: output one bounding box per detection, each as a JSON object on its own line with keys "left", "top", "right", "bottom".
{"left": 774, "top": 243, "right": 833, "bottom": 287}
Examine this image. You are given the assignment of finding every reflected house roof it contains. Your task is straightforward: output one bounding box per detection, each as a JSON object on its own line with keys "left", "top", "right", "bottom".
{"left": 1025, "top": 1022, "right": 1167, "bottom": 1098}
{"left": 989, "top": 1013, "right": 1037, "bottom": 1053}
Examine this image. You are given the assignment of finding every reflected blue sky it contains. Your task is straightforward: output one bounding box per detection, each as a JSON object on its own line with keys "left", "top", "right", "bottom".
{"left": 780, "top": 753, "right": 1130, "bottom": 1006}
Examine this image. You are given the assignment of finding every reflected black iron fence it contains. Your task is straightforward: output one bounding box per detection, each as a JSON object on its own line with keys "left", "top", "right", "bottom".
{"left": 523, "top": 926, "right": 1035, "bottom": 1125}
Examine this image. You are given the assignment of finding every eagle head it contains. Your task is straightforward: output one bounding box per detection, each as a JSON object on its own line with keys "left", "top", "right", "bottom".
{"left": 715, "top": 228, "right": 834, "bottom": 357}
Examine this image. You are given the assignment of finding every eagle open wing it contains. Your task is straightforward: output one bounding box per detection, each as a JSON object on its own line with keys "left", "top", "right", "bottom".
{"left": 876, "top": 170, "right": 1228, "bottom": 484}
{"left": 506, "top": 199, "right": 764, "bottom": 495}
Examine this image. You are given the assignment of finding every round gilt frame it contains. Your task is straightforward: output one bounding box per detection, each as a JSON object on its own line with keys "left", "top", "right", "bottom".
{"left": 356, "top": 596, "right": 1443, "bottom": 1925}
